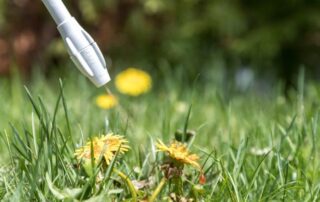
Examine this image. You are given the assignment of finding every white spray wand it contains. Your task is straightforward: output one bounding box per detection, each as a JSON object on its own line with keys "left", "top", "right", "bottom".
{"left": 42, "top": 0, "right": 110, "bottom": 87}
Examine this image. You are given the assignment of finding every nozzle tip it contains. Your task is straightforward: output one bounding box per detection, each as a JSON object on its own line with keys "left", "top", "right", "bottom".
{"left": 91, "top": 72, "right": 111, "bottom": 87}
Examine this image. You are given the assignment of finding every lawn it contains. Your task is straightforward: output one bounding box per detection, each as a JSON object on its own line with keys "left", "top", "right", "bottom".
{"left": 0, "top": 68, "right": 320, "bottom": 201}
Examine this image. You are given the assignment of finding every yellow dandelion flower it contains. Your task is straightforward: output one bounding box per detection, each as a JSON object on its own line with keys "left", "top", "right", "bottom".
{"left": 74, "top": 134, "right": 130, "bottom": 165}
{"left": 156, "top": 140, "right": 201, "bottom": 169}
{"left": 95, "top": 94, "right": 118, "bottom": 109}
{"left": 115, "top": 68, "right": 152, "bottom": 96}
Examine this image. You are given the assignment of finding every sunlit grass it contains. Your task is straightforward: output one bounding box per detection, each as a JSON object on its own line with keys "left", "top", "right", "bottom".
{"left": 0, "top": 69, "right": 320, "bottom": 201}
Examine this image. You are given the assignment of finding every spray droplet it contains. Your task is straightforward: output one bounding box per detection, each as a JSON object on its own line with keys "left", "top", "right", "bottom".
{"left": 104, "top": 86, "right": 113, "bottom": 95}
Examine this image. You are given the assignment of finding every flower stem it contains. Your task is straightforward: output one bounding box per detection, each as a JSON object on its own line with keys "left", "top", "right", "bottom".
{"left": 113, "top": 168, "right": 137, "bottom": 202}
{"left": 173, "top": 177, "right": 183, "bottom": 195}
{"left": 149, "top": 177, "right": 167, "bottom": 202}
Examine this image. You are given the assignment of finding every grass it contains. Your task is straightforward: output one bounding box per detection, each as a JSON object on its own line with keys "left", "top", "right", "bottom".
{"left": 0, "top": 68, "right": 320, "bottom": 201}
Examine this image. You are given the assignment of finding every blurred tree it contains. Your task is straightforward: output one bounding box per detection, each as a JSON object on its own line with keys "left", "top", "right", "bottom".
{"left": 0, "top": 0, "right": 319, "bottom": 89}
{"left": 2, "top": 0, "right": 54, "bottom": 75}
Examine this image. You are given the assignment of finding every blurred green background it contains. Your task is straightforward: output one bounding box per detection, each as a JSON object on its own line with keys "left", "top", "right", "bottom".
{"left": 2, "top": 1, "right": 320, "bottom": 200}
{"left": 0, "top": 0, "right": 320, "bottom": 91}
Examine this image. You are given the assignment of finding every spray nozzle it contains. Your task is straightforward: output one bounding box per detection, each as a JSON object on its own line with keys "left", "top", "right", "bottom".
{"left": 42, "top": 0, "right": 110, "bottom": 87}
